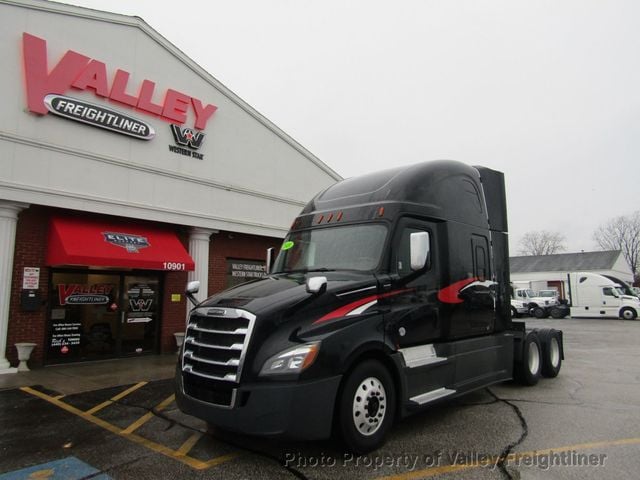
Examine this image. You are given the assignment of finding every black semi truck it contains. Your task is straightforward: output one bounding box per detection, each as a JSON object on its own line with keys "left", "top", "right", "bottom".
{"left": 175, "top": 160, "right": 564, "bottom": 453}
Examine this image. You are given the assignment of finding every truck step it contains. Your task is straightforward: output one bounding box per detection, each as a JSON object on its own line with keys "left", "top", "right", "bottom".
{"left": 399, "top": 344, "right": 447, "bottom": 368}
{"left": 409, "top": 387, "right": 456, "bottom": 405}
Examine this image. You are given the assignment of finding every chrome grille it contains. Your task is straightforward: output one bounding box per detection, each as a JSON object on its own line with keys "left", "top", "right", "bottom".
{"left": 182, "top": 307, "right": 256, "bottom": 385}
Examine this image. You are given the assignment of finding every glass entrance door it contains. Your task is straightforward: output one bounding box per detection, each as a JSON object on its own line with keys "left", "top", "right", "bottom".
{"left": 47, "top": 271, "right": 161, "bottom": 364}
{"left": 121, "top": 276, "right": 160, "bottom": 355}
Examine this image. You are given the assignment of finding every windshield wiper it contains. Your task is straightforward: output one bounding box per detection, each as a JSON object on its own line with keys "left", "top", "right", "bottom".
{"left": 281, "top": 268, "right": 336, "bottom": 274}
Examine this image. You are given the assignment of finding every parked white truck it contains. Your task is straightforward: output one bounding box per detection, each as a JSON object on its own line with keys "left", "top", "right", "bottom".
{"left": 565, "top": 272, "right": 640, "bottom": 320}
{"left": 511, "top": 287, "right": 559, "bottom": 318}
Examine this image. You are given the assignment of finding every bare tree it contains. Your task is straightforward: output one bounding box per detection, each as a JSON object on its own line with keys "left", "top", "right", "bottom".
{"left": 593, "top": 211, "right": 640, "bottom": 283}
{"left": 518, "top": 231, "right": 566, "bottom": 256}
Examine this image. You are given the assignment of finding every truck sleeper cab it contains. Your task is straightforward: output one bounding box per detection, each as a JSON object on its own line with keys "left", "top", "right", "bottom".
{"left": 175, "top": 160, "right": 564, "bottom": 453}
{"left": 567, "top": 272, "right": 640, "bottom": 320}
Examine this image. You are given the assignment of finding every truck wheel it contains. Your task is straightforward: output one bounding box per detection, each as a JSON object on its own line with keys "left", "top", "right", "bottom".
{"left": 550, "top": 306, "right": 565, "bottom": 319}
{"left": 510, "top": 306, "right": 519, "bottom": 319}
{"left": 514, "top": 332, "right": 542, "bottom": 386}
{"left": 533, "top": 306, "right": 547, "bottom": 319}
{"left": 620, "top": 307, "right": 637, "bottom": 320}
{"left": 537, "top": 329, "right": 562, "bottom": 378}
{"left": 337, "top": 360, "right": 396, "bottom": 454}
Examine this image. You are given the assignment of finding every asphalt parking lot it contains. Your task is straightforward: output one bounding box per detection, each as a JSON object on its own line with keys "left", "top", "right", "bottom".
{"left": 1, "top": 317, "right": 639, "bottom": 479}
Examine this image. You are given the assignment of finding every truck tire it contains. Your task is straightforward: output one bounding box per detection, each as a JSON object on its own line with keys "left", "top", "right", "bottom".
{"left": 337, "top": 359, "right": 396, "bottom": 454}
{"left": 514, "top": 331, "right": 542, "bottom": 386}
{"left": 533, "top": 306, "right": 548, "bottom": 319}
{"left": 550, "top": 306, "right": 566, "bottom": 319}
{"left": 537, "top": 329, "right": 562, "bottom": 378}
{"left": 620, "top": 307, "right": 638, "bottom": 320}
{"left": 510, "top": 306, "right": 519, "bottom": 319}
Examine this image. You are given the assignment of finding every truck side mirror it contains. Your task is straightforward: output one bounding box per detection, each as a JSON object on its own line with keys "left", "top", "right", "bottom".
{"left": 306, "top": 276, "right": 327, "bottom": 295}
{"left": 186, "top": 280, "right": 200, "bottom": 306}
{"left": 410, "top": 231, "right": 430, "bottom": 271}
{"left": 266, "top": 247, "right": 275, "bottom": 274}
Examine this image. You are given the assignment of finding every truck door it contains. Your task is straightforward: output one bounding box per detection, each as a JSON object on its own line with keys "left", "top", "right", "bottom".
{"left": 602, "top": 286, "right": 622, "bottom": 316}
{"left": 448, "top": 234, "right": 495, "bottom": 339}
{"left": 384, "top": 218, "right": 440, "bottom": 349}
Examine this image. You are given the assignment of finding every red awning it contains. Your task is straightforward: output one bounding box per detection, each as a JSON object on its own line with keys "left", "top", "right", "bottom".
{"left": 47, "top": 217, "right": 195, "bottom": 271}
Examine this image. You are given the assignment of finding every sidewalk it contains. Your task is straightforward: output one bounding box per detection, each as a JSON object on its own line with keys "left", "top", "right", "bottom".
{"left": 0, "top": 354, "right": 177, "bottom": 395}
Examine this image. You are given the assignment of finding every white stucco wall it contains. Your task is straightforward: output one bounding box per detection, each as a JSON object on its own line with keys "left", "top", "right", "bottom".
{"left": 0, "top": 0, "right": 341, "bottom": 238}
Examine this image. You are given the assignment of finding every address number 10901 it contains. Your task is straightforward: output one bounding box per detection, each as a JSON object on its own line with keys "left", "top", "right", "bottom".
{"left": 163, "top": 262, "right": 186, "bottom": 271}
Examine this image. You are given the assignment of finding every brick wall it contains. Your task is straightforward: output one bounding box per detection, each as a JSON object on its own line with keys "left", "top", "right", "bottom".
{"left": 208, "top": 231, "right": 281, "bottom": 295}
{"left": 160, "top": 270, "right": 189, "bottom": 353}
{"left": 7, "top": 206, "right": 50, "bottom": 366}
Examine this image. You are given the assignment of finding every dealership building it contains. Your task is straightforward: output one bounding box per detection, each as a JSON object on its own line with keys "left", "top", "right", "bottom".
{"left": 0, "top": 0, "right": 340, "bottom": 372}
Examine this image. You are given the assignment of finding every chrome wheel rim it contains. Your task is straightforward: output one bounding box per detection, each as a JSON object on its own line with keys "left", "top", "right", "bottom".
{"left": 352, "top": 377, "right": 387, "bottom": 436}
{"left": 528, "top": 342, "right": 540, "bottom": 374}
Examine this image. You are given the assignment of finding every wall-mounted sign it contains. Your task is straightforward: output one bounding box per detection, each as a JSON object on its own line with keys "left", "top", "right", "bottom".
{"left": 171, "top": 124, "right": 205, "bottom": 149}
{"left": 168, "top": 124, "right": 205, "bottom": 159}
{"left": 22, "top": 32, "right": 218, "bottom": 133}
{"left": 226, "top": 259, "right": 267, "bottom": 288}
{"left": 22, "top": 267, "right": 40, "bottom": 290}
{"left": 44, "top": 94, "right": 155, "bottom": 140}
{"left": 103, "top": 232, "right": 150, "bottom": 253}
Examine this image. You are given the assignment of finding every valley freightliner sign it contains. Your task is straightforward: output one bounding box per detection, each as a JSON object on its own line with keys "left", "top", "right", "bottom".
{"left": 22, "top": 33, "right": 217, "bottom": 140}
{"left": 44, "top": 94, "right": 155, "bottom": 140}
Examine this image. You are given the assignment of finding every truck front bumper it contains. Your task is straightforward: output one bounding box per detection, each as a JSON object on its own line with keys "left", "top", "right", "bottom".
{"left": 175, "top": 369, "right": 342, "bottom": 440}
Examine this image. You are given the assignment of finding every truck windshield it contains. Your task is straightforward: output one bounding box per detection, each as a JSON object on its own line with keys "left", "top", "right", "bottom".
{"left": 273, "top": 224, "right": 387, "bottom": 273}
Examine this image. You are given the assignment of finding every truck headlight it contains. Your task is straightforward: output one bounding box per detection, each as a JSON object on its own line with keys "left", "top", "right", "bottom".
{"left": 260, "top": 342, "right": 320, "bottom": 376}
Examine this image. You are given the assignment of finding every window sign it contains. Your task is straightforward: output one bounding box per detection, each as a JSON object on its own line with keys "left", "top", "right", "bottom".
{"left": 226, "top": 259, "right": 267, "bottom": 288}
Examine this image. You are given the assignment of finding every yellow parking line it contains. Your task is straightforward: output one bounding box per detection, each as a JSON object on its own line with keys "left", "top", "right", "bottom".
{"left": 377, "top": 437, "right": 640, "bottom": 480}
{"left": 85, "top": 381, "right": 148, "bottom": 415}
{"left": 176, "top": 432, "right": 203, "bottom": 457}
{"left": 20, "top": 386, "right": 239, "bottom": 471}
{"left": 203, "top": 453, "right": 242, "bottom": 468}
{"left": 121, "top": 394, "right": 175, "bottom": 434}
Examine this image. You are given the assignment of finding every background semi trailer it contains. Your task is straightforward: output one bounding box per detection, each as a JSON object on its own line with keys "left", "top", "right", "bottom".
{"left": 175, "top": 160, "right": 564, "bottom": 453}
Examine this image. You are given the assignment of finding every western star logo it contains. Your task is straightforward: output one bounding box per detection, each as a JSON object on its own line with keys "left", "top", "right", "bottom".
{"left": 45, "top": 94, "right": 155, "bottom": 140}
{"left": 129, "top": 298, "right": 153, "bottom": 312}
{"left": 171, "top": 124, "right": 205, "bottom": 149}
{"left": 22, "top": 33, "right": 218, "bottom": 130}
{"left": 103, "top": 232, "right": 150, "bottom": 253}
{"left": 169, "top": 124, "right": 205, "bottom": 159}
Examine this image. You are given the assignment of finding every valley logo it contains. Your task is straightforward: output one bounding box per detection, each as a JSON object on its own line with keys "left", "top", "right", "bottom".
{"left": 103, "top": 232, "right": 150, "bottom": 253}
{"left": 169, "top": 124, "right": 205, "bottom": 160}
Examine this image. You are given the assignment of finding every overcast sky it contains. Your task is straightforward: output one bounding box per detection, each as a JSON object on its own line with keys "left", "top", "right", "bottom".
{"left": 65, "top": 0, "right": 640, "bottom": 255}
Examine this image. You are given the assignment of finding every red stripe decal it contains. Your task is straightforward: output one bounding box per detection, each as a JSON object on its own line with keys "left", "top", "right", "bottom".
{"left": 437, "top": 277, "right": 478, "bottom": 304}
{"left": 313, "top": 289, "right": 413, "bottom": 325}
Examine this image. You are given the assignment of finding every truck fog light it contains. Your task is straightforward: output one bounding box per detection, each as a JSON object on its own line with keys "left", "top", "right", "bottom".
{"left": 260, "top": 342, "right": 320, "bottom": 376}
